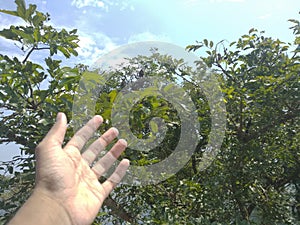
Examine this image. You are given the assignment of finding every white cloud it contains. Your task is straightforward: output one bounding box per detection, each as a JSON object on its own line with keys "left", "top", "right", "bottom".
{"left": 71, "top": 0, "right": 105, "bottom": 8}
{"left": 128, "top": 32, "right": 171, "bottom": 43}
{"left": 76, "top": 32, "right": 119, "bottom": 66}
{"left": 0, "top": 14, "right": 28, "bottom": 61}
{"left": 119, "top": 1, "right": 135, "bottom": 11}
{"left": 71, "top": 0, "right": 134, "bottom": 11}
{"left": 0, "top": 14, "right": 25, "bottom": 30}
{"left": 130, "top": 5, "right": 135, "bottom": 11}
{"left": 0, "top": 48, "right": 24, "bottom": 60}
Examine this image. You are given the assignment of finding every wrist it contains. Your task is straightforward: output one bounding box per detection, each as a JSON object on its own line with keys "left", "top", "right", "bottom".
{"left": 8, "top": 188, "right": 73, "bottom": 225}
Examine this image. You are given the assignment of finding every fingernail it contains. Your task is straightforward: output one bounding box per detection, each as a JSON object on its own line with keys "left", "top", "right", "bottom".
{"left": 111, "top": 127, "right": 119, "bottom": 136}
{"left": 122, "top": 158, "right": 130, "bottom": 166}
{"left": 94, "top": 115, "right": 103, "bottom": 123}
{"left": 56, "top": 112, "right": 63, "bottom": 122}
{"left": 119, "top": 139, "right": 127, "bottom": 146}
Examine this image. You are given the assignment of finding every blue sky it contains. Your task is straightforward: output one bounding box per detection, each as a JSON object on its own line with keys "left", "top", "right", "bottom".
{"left": 0, "top": 0, "right": 300, "bottom": 65}
{"left": 0, "top": 0, "right": 300, "bottom": 160}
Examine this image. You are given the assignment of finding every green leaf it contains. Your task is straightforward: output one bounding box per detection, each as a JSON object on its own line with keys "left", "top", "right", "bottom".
{"left": 108, "top": 90, "right": 118, "bottom": 103}
{"left": 33, "top": 28, "right": 41, "bottom": 42}
{"left": 0, "top": 28, "right": 19, "bottom": 41}
{"left": 8, "top": 166, "right": 13, "bottom": 174}
{"left": 32, "top": 12, "right": 46, "bottom": 27}
{"left": 0, "top": 9, "right": 18, "bottom": 17}
{"left": 249, "top": 28, "right": 257, "bottom": 34}
{"left": 25, "top": 4, "right": 37, "bottom": 22}
{"left": 203, "top": 39, "right": 208, "bottom": 47}
{"left": 68, "top": 47, "right": 78, "bottom": 56}
{"left": 186, "top": 44, "right": 203, "bottom": 52}
{"left": 16, "top": 0, "right": 26, "bottom": 19}
{"left": 229, "top": 41, "right": 236, "bottom": 47}
{"left": 50, "top": 44, "right": 58, "bottom": 56}
{"left": 12, "top": 27, "right": 34, "bottom": 43}
{"left": 70, "top": 29, "right": 77, "bottom": 34}
{"left": 57, "top": 46, "right": 71, "bottom": 58}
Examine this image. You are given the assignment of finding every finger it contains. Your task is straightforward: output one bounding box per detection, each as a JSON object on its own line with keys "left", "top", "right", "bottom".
{"left": 101, "top": 159, "right": 130, "bottom": 197}
{"left": 92, "top": 139, "right": 127, "bottom": 177}
{"left": 37, "top": 112, "right": 67, "bottom": 149}
{"left": 65, "top": 115, "right": 103, "bottom": 152}
{"left": 82, "top": 127, "right": 119, "bottom": 165}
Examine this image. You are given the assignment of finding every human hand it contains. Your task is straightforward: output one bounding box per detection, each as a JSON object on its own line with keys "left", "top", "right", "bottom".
{"left": 33, "top": 112, "right": 129, "bottom": 225}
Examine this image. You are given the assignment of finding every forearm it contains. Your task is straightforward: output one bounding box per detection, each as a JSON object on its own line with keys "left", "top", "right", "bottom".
{"left": 7, "top": 189, "right": 73, "bottom": 225}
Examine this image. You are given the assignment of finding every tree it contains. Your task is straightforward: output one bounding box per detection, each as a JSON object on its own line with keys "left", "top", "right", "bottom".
{"left": 0, "top": 0, "right": 80, "bottom": 222}
{"left": 80, "top": 24, "right": 299, "bottom": 224}
{"left": 0, "top": 1, "right": 135, "bottom": 223}
{"left": 185, "top": 25, "right": 300, "bottom": 224}
{"left": 1, "top": 1, "right": 299, "bottom": 224}
{"left": 94, "top": 18, "right": 300, "bottom": 225}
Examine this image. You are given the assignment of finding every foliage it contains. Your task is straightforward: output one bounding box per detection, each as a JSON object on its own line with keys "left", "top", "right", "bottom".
{"left": 0, "top": 0, "right": 80, "bottom": 222}
{"left": 185, "top": 24, "right": 300, "bottom": 224}
{"left": 0, "top": 1, "right": 299, "bottom": 224}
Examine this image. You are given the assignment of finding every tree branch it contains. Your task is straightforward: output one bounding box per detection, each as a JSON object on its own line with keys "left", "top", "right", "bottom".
{"left": 215, "top": 61, "right": 237, "bottom": 82}
{"left": 103, "top": 196, "right": 135, "bottom": 223}
{"left": 23, "top": 47, "right": 35, "bottom": 64}
{"left": 22, "top": 46, "right": 50, "bottom": 64}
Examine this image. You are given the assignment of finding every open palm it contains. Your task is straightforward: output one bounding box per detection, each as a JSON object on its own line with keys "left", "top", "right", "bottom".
{"left": 34, "top": 112, "right": 129, "bottom": 225}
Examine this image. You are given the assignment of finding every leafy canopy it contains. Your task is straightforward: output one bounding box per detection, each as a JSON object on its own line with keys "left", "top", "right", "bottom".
{"left": 0, "top": 1, "right": 299, "bottom": 224}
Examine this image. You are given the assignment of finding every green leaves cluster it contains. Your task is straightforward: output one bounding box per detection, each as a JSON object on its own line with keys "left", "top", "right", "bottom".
{"left": 0, "top": 1, "right": 80, "bottom": 222}
{"left": 186, "top": 21, "right": 300, "bottom": 224}
{"left": 0, "top": 0, "right": 79, "bottom": 62}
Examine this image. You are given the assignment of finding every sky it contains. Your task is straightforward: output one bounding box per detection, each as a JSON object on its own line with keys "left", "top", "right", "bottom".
{"left": 0, "top": 0, "right": 300, "bottom": 161}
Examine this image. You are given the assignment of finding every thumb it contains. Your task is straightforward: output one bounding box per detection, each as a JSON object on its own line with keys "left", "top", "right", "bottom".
{"left": 39, "top": 112, "right": 68, "bottom": 148}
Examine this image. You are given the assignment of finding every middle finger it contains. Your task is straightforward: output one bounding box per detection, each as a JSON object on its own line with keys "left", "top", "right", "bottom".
{"left": 82, "top": 127, "right": 119, "bottom": 165}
